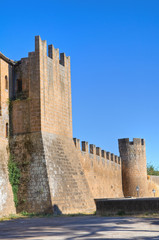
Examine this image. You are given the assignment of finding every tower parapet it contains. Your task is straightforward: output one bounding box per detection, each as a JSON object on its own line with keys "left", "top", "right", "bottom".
{"left": 118, "top": 138, "right": 148, "bottom": 197}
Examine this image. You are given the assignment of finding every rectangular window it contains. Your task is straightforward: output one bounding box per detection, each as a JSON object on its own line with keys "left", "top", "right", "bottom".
{"left": 6, "top": 123, "right": 8, "bottom": 138}
{"left": 17, "top": 79, "right": 22, "bottom": 93}
{"left": 5, "top": 75, "right": 8, "bottom": 90}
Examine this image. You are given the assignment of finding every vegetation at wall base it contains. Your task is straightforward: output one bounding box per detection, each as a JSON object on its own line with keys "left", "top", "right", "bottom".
{"left": 8, "top": 154, "right": 20, "bottom": 206}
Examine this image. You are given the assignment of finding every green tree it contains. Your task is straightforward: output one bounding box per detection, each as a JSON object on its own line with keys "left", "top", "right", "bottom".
{"left": 147, "top": 164, "right": 159, "bottom": 176}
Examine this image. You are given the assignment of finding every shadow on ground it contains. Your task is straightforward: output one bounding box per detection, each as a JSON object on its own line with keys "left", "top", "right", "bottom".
{"left": 0, "top": 216, "right": 159, "bottom": 239}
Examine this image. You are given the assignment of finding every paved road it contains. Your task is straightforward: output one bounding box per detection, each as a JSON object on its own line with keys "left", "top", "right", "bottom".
{"left": 0, "top": 216, "right": 159, "bottom": 239}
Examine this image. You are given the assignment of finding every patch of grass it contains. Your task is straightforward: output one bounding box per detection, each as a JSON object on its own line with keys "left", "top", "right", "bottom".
{"left": 0, "top": 214, "right": 21, "bottom": 222}
{"left": 0, "top": 212, "right": 54, "bottom": 222}
{"left": 0, "top": 211, "right": 97, "bottom": 222}
{"left": 20, "top": 211, "right": 53, "bottom": 218}
{"left": 62, "top": 211, "right": 96, "bottom": 217}
{"left": 136, "top": 212, "right": 159, "bottom": 218}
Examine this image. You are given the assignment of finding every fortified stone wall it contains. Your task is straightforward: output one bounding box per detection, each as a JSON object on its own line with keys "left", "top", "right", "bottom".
{"left": 149, "top": 176, "right": 159, "bottom": 185}
{"left": 147, "top": 177, "right": 159, "bottom": 198}
{"left": 74, "top": 138, "right": 123, "bottom": 199}
{"left": 1, "top": 36, "right": 159, "bottom": 217}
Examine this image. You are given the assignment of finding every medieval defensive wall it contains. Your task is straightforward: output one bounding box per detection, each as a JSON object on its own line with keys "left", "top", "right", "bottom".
{"left": 0, "top": 36, "right": 159, "bottom": 216}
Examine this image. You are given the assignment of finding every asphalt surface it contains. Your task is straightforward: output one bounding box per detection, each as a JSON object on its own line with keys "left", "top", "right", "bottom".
{"left": 0, "top": 216, "right": 159, "bottom": 240}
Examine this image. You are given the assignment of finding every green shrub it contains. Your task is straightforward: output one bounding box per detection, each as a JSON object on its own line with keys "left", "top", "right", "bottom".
{"left": 8, "top": 155, "right": 20, "bottom": 206}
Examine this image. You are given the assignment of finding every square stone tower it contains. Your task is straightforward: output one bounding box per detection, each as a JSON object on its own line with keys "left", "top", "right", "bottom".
{"left": 0, "top": 36, "right": 95, "bottom": 215}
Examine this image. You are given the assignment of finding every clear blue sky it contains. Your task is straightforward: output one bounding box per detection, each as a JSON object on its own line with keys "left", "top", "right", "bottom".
{"left": 1, "top": 0, "right": 159, "bottom": 167}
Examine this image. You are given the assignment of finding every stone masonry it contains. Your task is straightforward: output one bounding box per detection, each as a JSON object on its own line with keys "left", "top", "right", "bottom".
{"left": 74, "top": 139, "right": 123, "bottom": 199}
{"left": 0, "top": 55, "right": 16, "bottom": 216}
{"left": 119, "top": 138, "right": 148, "bottom": 197}
{"left": 0, "top": 36, "right": 159, "bottom": 216}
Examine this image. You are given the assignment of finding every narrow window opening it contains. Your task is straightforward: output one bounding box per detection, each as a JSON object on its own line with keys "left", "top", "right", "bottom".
{"left": 17, "top": 79, "right": 22, "bottom": 93}
{"left": 5, "top": 75, "right": 8, "bottom": 90}
{"left": 6, "top": 123, "right": 8, "bottom": 138}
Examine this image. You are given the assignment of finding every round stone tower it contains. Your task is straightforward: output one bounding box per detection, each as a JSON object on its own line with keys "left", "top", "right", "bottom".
{"left": 118, "top": 138, "right": 148, "bottom": 197}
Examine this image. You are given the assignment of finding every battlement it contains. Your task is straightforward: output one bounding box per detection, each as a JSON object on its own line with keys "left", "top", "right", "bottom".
{"left": 118, "top": 138, "right": 145, "bottom": 146}
{"left": 73, "top": 138, "right": 121, "bottom": 165}
{"left": 73, "top": 138, "right": 123, "bottom": 199}
{"left": 10, "top": 35, "right": 72, "bottom": 137}
{"left": 35, "top": 36, "right": 70, "bottom": 66}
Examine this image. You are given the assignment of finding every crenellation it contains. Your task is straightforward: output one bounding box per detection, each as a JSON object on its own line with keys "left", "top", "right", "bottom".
{"left": 90, "top": 144, "right": 96, "bottom": 154}
{"left": 82, "top": 141, "right": 89, "bottom": 152}
{"left": 35, "top": 36, "right": 47, "bottom": 56}
{"left": 79, "top": 140, "right": 121, "bottom": 168}
{"left": 101, "top": 150, "right": 106, "bottom": 158}
{"left": 115, "top": 155, "right": 118, "bottom": 163}
{"left": 60, "top": 53, "right": 66, "bottom": 66}
{"left": 119, "top": 138, "right": 145, "bottom": 147}
{"left": 73, "top": 138, "right": 80, "bottom": 150}
{"left": 106, "top": 152, "right": 111, "bottom": 160}
{"left": 55, "top": 48, "right": 59, "bottom": 61}
{"left": 48, "top": 44, "right": 55, "bottom": 59}
{"left": 35, "top": 35, "right": 40, "bottom": 52}
{"left": 66, "top": 56, "right": 71, "bottom": 69}
{"left": 111, "top": 153, "right": 115, "bottom": 162}
{"left": 133, "top": 138, "right": 142, "bottom": 145}
{"left": 96, "top": 147, "right": 101, "bottom": 156}
{"left": 118, "top": 138, "right": 129, "bottom": 144}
